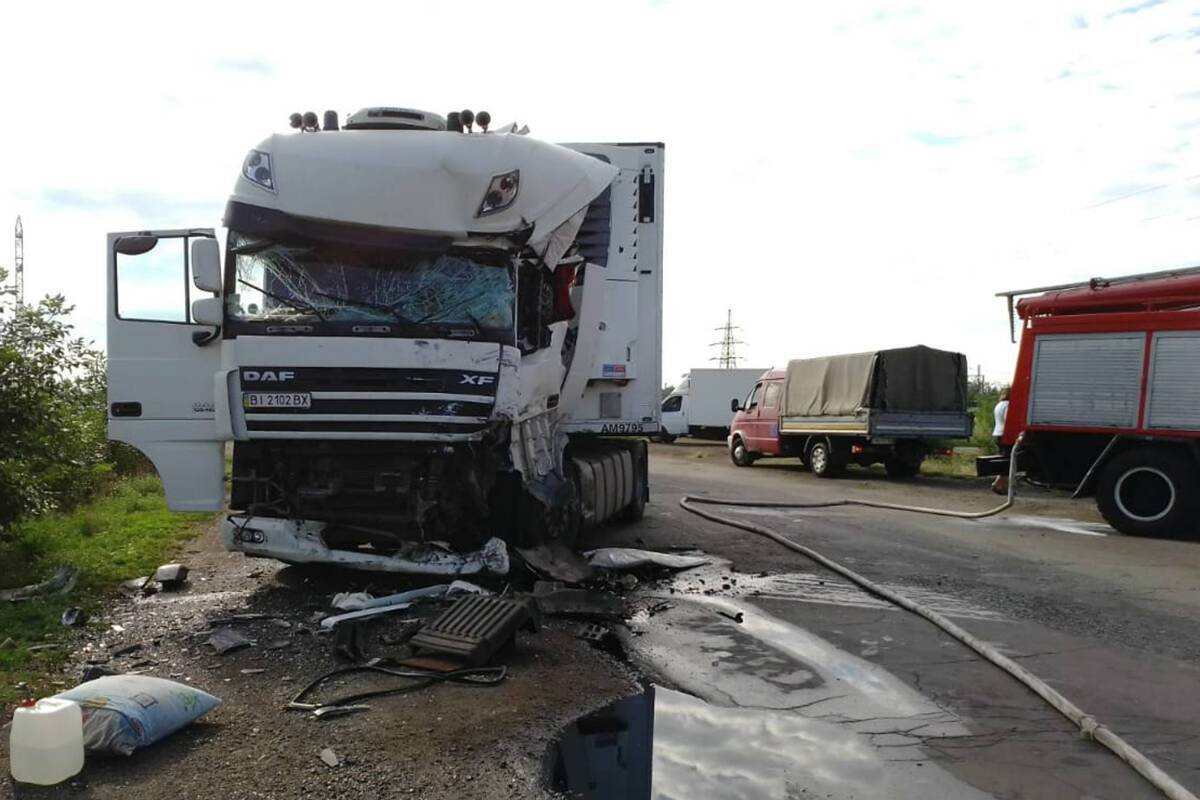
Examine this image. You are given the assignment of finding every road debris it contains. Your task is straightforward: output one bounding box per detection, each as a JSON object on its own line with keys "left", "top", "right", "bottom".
{"left": 313, "top": 705, "right": 370, "bottom": 719}
{"left": 207, "top": 627, "right": 252, "bottom": 655}
{"left": 120, "top": 576, "right": 157, "bottom": 596}
{"left": 153, "top": 563, "right": 189, "bottom": 590}
{"left": 319, "top": 747, "right": 340, "bottom": 767}
{"left": 585, "top": 548, "right": 709, "bottom": 571}
{"left": 532, "top": 581, "right": 626, "bottom": 620}
{"left": 60, "top": 607, "right": 87, "bottom": 627}
{"left": 517, "top": 542, "right": 595, "bottom": 584}
{"left": 410, "top": 595, "right": 538, "bottom": 666}
{"left": 334, "top": 622, "right": 367, "bottom": 662}
{"left": 207, "top": 613, "right": 276, "bottom": 625}
{"left": 55, "top": 674, "right": 221, "bottom": 756}
{"left": 380, "top": 620, "right": 423, "bottom": 647}
{"left": 576, "top": 623, "right": 613, "bottom": 645}
{"left": 239, "top": 668, "right": 266, "bottom": 675}
{"left": 0, "top": 565, "right": 79, "bottom": 602}
{"left": 324, "top": 583, "right": 451, "bottom": 624}
{"left": 716, "top": 610, "right": 744, "bottom": 624}
{"left": 81, "top": 665, "right": 118, "bottom": 682}
{"left": 110, "top": 643, "right": 142, "bottom": 658}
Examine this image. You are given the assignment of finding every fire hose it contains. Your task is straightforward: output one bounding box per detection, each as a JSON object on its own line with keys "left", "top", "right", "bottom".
{"left": 678, "top": 434, "right": 1197, "bottom": 800}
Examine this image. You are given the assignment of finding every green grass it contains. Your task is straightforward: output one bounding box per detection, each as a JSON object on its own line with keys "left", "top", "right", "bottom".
{"left": 0, "top": 476, "right": 211, "bottom": 701}
{"left": 921, "top": 450, "right": 983, "bottom": 479}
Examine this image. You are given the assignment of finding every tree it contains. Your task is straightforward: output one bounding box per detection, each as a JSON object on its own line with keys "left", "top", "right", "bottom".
{"left": 0, "top": 269, "right": 108, "bottom": 532}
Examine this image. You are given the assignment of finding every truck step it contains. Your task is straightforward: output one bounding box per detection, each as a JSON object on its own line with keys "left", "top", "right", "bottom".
{"left": 410, "top": 595, "right": 538, "bottom": 666}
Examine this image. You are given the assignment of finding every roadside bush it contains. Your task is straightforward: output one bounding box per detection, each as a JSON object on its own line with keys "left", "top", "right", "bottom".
{"left": 968, "top": 384, "right": 1003, "bottom": 454}
{"left": 0, "top": 270, "right": 109, "bottom": 533}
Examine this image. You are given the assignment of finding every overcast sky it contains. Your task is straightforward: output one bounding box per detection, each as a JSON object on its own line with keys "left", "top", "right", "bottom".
{"left": 3, "top": 0, "right": 1199, "bottom": 386}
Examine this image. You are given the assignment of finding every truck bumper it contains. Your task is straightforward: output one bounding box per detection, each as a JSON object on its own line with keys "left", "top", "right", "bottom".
{"left": 221, "top": 516, "right": 511, "bottom": 575}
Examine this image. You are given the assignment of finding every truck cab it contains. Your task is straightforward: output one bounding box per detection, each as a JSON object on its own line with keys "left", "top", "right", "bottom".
{"left": 728, "top": 369, "right": 785, "bottom": 464}
{"left": 107, "top": 107, "right": 664, "bottom": 573}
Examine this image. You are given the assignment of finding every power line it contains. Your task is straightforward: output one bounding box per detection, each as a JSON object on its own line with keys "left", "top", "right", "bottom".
{"left": 709, "top": 309, "right": 745, "bottom": 368}
{"left": 2, "top": 216, "right": 22, "bottom": 308}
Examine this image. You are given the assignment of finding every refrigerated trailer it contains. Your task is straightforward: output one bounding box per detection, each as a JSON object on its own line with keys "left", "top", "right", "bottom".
{"left": 106, "top": 107, "right": 664, "bottom": 573}
{"left": 659, "top": 368, "right": 766, "bottom": 441}
{"left": 979, "top": 268, "right": 1200, "bottom": 538}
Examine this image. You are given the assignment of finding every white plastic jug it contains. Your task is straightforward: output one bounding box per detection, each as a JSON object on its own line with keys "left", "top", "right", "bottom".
{"left": 9, "top": 697, "right": 85, "bottom": 785}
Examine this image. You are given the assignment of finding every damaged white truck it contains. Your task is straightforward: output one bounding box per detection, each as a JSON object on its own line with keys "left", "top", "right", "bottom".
{"left": 106, "top": 107, "right": 663, "bottom": 575}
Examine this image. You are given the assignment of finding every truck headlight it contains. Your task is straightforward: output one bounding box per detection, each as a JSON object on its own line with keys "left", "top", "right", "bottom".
{"left": 476, "top": 170, "right": 519, "bottom": 217}
{"left": 242, "top": 150, "right": 276, "bottom": 193}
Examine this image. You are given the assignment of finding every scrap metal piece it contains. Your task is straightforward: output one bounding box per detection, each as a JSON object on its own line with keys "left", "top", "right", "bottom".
{"left": 313, "top": 705, "right": 369, "bottom": 719}
{"left": 0, "top": 565, "right": 79, "bottom": 602}
{"left": 576, "top": 623, "right": 612, "bottom": 645}
{"left": 153, "top": 563, "right": 189, "bottom": 589}
{"left": 517, "top": 541, "right": 595, "bottom": 585}
{"left": 207, "top": 627, "right": 252, "bottom": 654}
{"left": 532, "top": 581, "right": 626, "bottom": 620}
{"left": 584, "top": 548, "right": 709, "bottom": 571}
{"left": 61, "top": 607, "right": 87, "bottom": 627}
{"left": 410, "top": 595, "right": 537, "bottom": 666}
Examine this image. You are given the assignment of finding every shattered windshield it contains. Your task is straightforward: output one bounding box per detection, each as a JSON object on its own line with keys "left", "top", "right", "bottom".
{"left": 225, "top": 232, "right": 515, "bottom": 334}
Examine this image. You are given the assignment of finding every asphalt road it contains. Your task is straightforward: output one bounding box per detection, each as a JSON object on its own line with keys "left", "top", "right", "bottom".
{"left": 579, "top": 440, "right": 1200, "bottom": 799}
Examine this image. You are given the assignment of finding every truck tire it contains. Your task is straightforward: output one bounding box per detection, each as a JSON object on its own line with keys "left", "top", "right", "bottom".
{"left": 1096, "top": 447, "right": 1200, "bottom": 538}
{"left": 885, "top": 457, "right": 922, "bottom": 479}
{"left": 729, "top": 436, "right": 756, "bottom": 467}
{"left": 808, "top": 440, "right": 843, "bottom": 478}
{"left": 620, "top": 468, "right": 647, "bottom": 522}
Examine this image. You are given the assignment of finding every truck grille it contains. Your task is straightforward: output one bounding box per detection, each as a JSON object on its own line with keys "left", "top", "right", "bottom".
{"left": 239, "top": 367, "right": 496, "bottom": 437}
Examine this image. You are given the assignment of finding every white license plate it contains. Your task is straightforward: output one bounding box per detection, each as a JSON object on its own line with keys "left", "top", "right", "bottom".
{"left": 242, "top": 392, "right": 311, "bottom": 409}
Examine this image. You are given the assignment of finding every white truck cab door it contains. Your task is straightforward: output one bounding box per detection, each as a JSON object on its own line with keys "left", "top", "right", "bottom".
{"left": 660, "top": 394, "right": 686, "bottom": 435}
{"left": 107, "top": 229, "right": 225, "bottom": 511}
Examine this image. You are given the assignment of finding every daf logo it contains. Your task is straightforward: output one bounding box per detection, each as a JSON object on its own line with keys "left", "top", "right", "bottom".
{"left": 460, "top": 374, "right": 496, "bottom": 386}
{"left": 244, "top": 370, "right": 296, "bottom": 382}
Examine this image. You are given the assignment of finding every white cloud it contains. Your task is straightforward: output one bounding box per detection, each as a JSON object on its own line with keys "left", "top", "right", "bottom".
{"left": 2, "top": 0, "right": 1199, "bottom": 386}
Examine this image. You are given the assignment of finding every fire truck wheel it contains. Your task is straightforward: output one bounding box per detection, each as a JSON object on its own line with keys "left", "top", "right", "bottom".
{"left": 808, "top": 440, "right": 844, "bottom": 478}
{"left": 1096, "top": 448, "right": 1200, "bottom": 538}
{"left": 729, "top": 436, "right": 756, "bottom": 467}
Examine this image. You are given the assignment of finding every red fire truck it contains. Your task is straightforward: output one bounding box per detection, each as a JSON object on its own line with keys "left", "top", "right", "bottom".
{"left": 978, "top": 268, "right": 1200, "bottom": 538}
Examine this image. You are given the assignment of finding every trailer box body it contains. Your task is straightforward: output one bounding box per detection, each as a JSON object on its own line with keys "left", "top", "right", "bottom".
{"left": 660, "top": 368, "right": 766, "bottom": 439}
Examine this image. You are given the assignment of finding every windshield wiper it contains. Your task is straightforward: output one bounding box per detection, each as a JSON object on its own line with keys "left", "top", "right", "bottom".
{"left": 307, "top": 290, "right": 416, "bottom": 324}
{"left": 236, "top": 278, "right": 327, "bottom": 321}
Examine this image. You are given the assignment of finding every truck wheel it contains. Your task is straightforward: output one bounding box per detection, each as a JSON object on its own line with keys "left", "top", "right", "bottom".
{"left": 1096, "top": 448, "right": 1200, "bottom": 538}
{"left": 808, "top": 440, "right": 843, "bottom": 478}
{"left": 730, "top": 436, "right": 755, "bottom": 467}
{"left": 885, "top": 457, "right": 922, "bottom": 479}
{"left": 620, "top": 469, "right": 647, "bottom": 522}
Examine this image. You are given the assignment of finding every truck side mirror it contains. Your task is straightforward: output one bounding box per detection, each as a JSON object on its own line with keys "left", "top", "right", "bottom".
{"left": 192, "top": 296, "right": 223, "bottom": 326}
{"left": 191, "top": 238, "right": 222, "bottom": 293}
{"left": 730, "top": 398, "right": 741, "bottom": 413}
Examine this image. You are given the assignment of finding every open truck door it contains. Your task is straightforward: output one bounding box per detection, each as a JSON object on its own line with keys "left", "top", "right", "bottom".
{"left": 107, "top": 229, "right": 225, "bottom": 510}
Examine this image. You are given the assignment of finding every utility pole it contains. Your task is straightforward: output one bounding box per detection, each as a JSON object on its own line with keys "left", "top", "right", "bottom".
{"left": 709, "top": 309, "right": 745, "bottom": 368}
{"left": 2, "top": 216, "right": 23, "bottom": 308}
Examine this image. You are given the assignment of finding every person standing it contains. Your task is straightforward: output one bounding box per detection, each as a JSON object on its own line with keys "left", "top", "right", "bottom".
{"left": 991, "top": 388, "right": 1011, "bottom": 494}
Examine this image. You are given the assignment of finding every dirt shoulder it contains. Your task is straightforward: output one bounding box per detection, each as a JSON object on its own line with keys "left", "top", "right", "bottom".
{"left": 2, "top": 524, "right": 637, "bottom": 800}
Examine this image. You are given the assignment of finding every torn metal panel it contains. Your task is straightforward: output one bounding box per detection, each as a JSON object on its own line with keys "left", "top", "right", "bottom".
{"left": 221, "top": 517, "right": 510, "bottom": 575}
{"left": 510, "top": 409, "right": 566, "bottom": 481}
{"left": 537, "top": 206, "right": 589, "bottom": 272}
